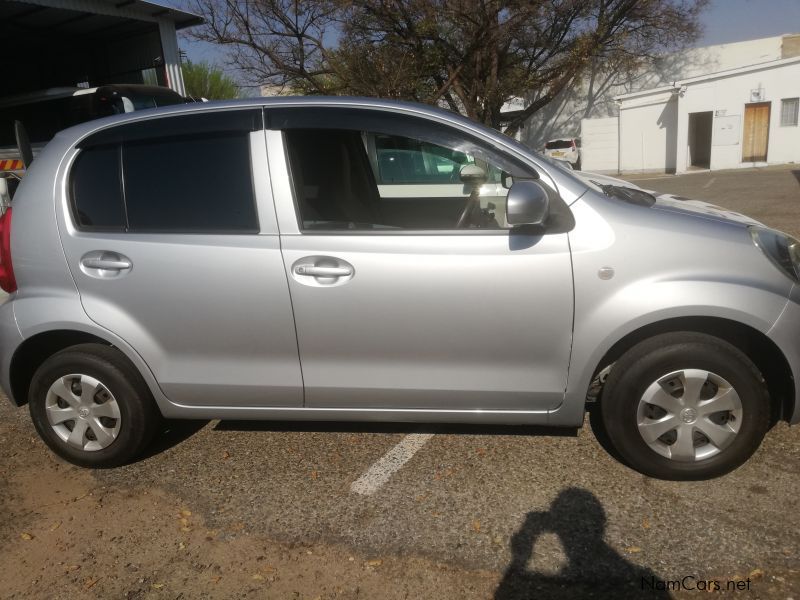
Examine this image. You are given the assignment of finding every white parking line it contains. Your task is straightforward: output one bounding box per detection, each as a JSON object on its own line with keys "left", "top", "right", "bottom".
{"left": 350, "top": 433, "right": 434, "bottom": 496}
{"left": 703, "top": 177, "right": 716, "bottom": 189}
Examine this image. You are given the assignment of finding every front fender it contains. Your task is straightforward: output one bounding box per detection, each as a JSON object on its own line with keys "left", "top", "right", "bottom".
{"left": 549, "top": 196, "right": 793, "bottom": 427}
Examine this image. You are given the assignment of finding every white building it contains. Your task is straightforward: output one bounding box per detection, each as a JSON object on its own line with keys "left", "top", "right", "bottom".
{"left": 520, "top": 33, "right": 800, "bottom": 173}
{"left": 523, "top": 34, "right": 797, "bottom": 150}
{"left": 611, "top": 57, "right": 800, "bottom": 173}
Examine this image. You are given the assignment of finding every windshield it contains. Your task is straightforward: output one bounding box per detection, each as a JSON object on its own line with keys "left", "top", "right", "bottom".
{"left": 123, "top": 91, "right": 186, "bottom": 111}
{"left": 0, "top": 87, "right": 186, "bottom": 149}
{"left": 0, "top": 94, "right": 93, "bottom": 145}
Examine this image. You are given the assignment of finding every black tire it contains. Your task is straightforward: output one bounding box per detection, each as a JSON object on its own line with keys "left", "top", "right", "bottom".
{"left": 599, "top": 332, "right": 770, "bottom": 480}
{"left": 29, "top": 343, "right": 160, "bottom": 468}
{"left": 573, "top": 158, "right": 581, "bottom": 171}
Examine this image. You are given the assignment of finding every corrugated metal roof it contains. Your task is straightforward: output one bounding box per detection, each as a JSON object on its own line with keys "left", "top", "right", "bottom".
{"left": 0, "top": 0, "right": 203, "bottom": 35}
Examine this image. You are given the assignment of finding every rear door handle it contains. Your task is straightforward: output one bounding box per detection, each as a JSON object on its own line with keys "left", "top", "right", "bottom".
{"left": 294, "top": 265, "right": 352, "bottom": 277}
{"left": 81, "top": 258, "right": 132, "bottom": 271}
{"left": 80, "top": 251, "right": 133, "bottom": 278}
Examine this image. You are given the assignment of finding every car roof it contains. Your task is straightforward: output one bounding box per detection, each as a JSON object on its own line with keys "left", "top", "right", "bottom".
{"left": 34, "top": 95, "right": 592, "bottom": 209}
{"left": 51, "top": 96, "right": 541, "bottom": 165}
{"left": 57, "top": 96, "right": 476, "bottom": 134}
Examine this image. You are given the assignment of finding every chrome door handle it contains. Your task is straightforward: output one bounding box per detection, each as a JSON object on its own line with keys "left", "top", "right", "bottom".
{"left": 294, "top": 265, "right": 352, "bottom": 277}
{"left": 291, "top": 256, "right": 355, "bottom": 287}
{"left": 81, "top": 257, "right": 132, "bottom": 271}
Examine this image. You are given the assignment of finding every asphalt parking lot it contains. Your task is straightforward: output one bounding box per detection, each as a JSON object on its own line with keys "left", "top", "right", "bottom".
{"left": 1, "top": 165, "right": 799, "bottom": 599}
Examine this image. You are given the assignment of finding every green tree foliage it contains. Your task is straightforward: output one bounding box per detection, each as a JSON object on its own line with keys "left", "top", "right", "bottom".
{"left": 190, "top": 0, "right": 707, "bottom": 132}
{"left": 182, "top": 60, "right": 241, "bottom": 100}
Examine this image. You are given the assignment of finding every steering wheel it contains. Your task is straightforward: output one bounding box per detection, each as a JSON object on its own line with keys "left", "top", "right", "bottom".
{"left": 455, "top": 189, "right": 481, "bottom": 228}
{"left": 455, "top": 164, "right": 488, "bottom": 228}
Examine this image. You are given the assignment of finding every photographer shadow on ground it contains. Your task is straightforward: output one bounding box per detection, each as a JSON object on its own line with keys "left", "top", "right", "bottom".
{"left": 495, "top": 488, "right": 672, "bottom": 600}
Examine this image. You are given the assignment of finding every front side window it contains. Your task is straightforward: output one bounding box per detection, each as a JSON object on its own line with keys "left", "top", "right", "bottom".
{"left": 781, "top": 98, "right": 799, "bottom": 127}
{"left": 71, "top": 110, "right": 260, "bottom": 233}
{"left": 277, "top": 109, "right": 535, "bottom": 232}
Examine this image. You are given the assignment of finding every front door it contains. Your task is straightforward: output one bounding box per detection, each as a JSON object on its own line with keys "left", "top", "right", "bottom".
{"left": 267, "top": 107, "right": 574, "bottom": 412}
{"left": 742, "top": 102, "right": 771, "bottom": 162}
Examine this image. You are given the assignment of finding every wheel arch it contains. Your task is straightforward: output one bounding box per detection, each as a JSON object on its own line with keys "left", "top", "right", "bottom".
{"left": 10, "top": 330, "right": 147, "bottom": 408}
{"left": 589, "top": 316, "right": 794, "bottom": 424}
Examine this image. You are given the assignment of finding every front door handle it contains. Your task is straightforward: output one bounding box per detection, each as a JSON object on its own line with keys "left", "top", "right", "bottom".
{"left": 290, "top": 256, "right": 355, "bottom": 287}
{"left": 294, "top": 265, "right": 352, "bottom": 277}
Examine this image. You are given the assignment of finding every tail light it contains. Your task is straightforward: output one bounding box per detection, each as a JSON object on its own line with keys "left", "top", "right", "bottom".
{"left": 571, "top": 140, "right": 576, "bottom": 149}
{"left": 0, "top": 208, "right": 17, "bottom": 293}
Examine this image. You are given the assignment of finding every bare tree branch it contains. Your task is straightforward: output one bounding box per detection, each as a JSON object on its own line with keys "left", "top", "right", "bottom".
{"left": 188, "top": 0, "right": 708, "bottom": 130}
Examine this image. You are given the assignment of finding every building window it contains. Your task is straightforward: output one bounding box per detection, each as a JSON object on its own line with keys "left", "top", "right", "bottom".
{"left": 781, "top": 98, "right": 799, "bottom": 127}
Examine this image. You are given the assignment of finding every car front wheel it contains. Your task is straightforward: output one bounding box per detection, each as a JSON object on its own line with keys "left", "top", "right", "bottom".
{"left": 599, "top": 332, "right": 770, "bottom": 480}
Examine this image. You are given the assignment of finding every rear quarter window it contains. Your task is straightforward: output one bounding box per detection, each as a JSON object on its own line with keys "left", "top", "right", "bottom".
{"left": 70, "top": 144, "right": 126, "bottom": 230}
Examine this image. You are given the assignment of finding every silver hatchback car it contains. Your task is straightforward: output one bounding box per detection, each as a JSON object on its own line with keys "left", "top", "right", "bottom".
{"left": 1, "top": 98, "right": 798, "bottom": 480}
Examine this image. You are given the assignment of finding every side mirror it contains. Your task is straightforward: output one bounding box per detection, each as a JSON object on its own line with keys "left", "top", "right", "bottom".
{"left": 506, "top": 180, "right": 550, "bottom": 227}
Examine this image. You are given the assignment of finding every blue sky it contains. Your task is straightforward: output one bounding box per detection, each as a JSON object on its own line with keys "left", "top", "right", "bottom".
{"left": 700, "top": 0, "right": 800, "bottom": 45}
{"left": 165, "top": 0, "right": 800, "bottom": 65}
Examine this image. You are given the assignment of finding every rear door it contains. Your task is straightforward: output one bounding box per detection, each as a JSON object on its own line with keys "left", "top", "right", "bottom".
{"left": 267, "top": 106, "right": 574, "bottom": 412}
{"left": 59, "top": 109, "right": 303, "bottom": 408}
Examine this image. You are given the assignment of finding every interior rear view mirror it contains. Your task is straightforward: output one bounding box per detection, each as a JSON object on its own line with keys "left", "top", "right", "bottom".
{"left": 459, "top": 164, "right": 487, "bottom": 186}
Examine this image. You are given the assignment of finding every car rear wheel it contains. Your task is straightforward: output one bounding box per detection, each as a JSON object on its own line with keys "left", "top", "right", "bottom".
{"left": 599, "top": 332, "right": 770, "bottom": 480}
{"left": 29, "top": 343, "right": 160, "bottom": 468}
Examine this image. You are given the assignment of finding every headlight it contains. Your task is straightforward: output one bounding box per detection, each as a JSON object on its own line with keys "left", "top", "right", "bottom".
{"left": 750, "top": 226, "right": 800, "bottom": 282}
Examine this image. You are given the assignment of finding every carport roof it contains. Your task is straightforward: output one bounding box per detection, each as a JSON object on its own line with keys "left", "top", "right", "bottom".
{"left": 0, "top": 0, "right": 203, "bottom": 40}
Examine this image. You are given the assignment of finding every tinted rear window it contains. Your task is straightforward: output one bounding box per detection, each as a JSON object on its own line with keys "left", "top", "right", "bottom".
{"left": 70, "top": 110, "right": 260, "bottom": 233}
{"left": 124, "top": 132, "right": 257, "bottom": 233}
{"left": 545, "top": 140, "right": 574, "bottom": 149}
